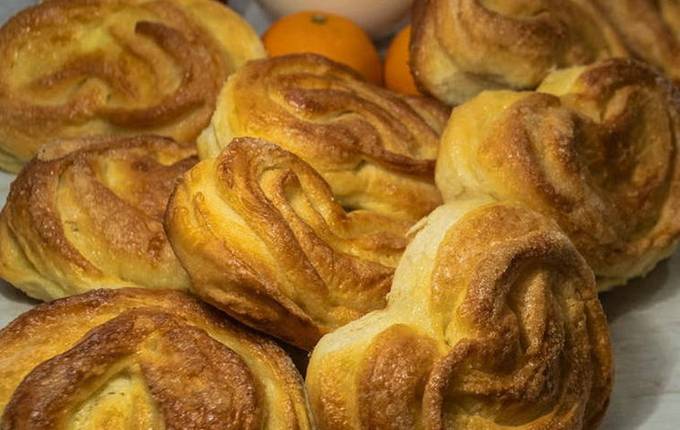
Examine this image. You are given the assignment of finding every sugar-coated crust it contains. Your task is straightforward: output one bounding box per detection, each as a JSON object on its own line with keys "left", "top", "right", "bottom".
{"left": 197, "top": 53, "right": 448, "bottom": 222}
{"left": 593, "top": 0, "right": 680, "bottom": 83}
{"left": 166, "top": 137, "right": 414, "bottom": 350}
{"left": 0, "top": 0, "right": 265, "bottom": 172}
{"left": 410, "top": 0, "right": 628, "bottom": 105}
{"left": 0, "top": 135, "right": 197, "bottom": 300}
{"left": 0, "top": 288, "right": 312, "bottom": 429}
{"left": 436, "top": 58, "right": 680, "bottom": 289}
{"left": 307, "top": 199, "right": 613, "bottom": 429}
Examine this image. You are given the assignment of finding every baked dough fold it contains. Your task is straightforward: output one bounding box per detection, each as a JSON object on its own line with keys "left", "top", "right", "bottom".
{"left": 197, "top": 54, "right": 448, "bottom": 222}
{"left": 0, "top": 288, "right": 311, "bottom": 429}
{"left": 0, "top": 0, "right": 264, "bottom": 172}
{"left": 0, "top": 135, "right": 197, "bottom": 300}
{"left": 307, "top": 198, "right": 612, "bottom": 430}
{"left": 436, "top": 59, "right": 680, "bottom": 289}
{"left": 411, "top": 0, "right": 627, "bottom": 104}
{"left": 166, "top": 137, "right": 413, "bottom": 349}
{"left": 593, "top": 0, "right": 680, "bottom": 83}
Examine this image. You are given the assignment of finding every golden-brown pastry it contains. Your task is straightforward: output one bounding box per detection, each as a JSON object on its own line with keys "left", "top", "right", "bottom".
{"left": 0, "top": 0, "right": 265, "bottom": 172}
{"left": 0, "top": 288, "right": 312, "bottom": 429}
{"left": 593, "top": 0, "right": 680, "bottom": 83}
{"left": 0, "top": 135, "right": 197, "bottom": 301}
{"left": 436, "top": 58, "right": 680, "bottom": 289}
{"left": 411, "top": 0, "right": 628, "bottom": 105}
{"left": 166, "top": 137, "right": 413, "bottom": 350}
{"left": 307, "top": 198, "right": 613, "bottom": 430}
{"left": 197, "top": 53, "right": 448, "bottom": 222}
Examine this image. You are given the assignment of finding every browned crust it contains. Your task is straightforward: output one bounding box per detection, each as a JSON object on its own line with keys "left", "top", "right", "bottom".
{"left": 306, "top": 202, "right": 613, "bottom": 430}
{"left": 410, "top": 0, "right": 628, "bottom": 104}
{"left": 228, "top": 54, "right": 445, "bottom": 176}
{"left": 423, "top": 206, "right": 610, "bottom": 429}
{"left": 0, "top": 288, "right": 311, "bottom": 429}
{"left": 436, "top": 58, "right": 680, "bottom": 287}
{"left": 0, "top": 135, "right": 197, "bottom": 300}
{"left": 201, "top": 53, "right": 448, "bottom": 222}
{"left": 593, "top": 0, "right": 680, "bottom": 83}
{"left": 166, "top": 137, "right": 412, "bottom": 349}
{"left": 0, "top": 0, "right": 262, "bottom": 172}
{"left": 357, "top": 325, "right": 439, "bottom": 429}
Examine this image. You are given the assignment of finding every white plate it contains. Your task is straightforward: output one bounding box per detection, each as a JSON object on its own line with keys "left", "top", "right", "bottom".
{"left": 0, "top": 2, "right": 678, "bottom": 429}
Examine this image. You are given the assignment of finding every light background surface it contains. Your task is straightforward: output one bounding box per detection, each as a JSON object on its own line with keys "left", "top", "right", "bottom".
{"left": 0, "top": 1, "right": 678, "bottom": 429}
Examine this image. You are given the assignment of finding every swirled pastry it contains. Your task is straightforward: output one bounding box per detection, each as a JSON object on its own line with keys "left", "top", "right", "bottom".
{"left": 307, "top": 198, "right": 613, "bottom": 430}
{"left": 411, "top": 0, "right": 628, "bottom": 105}
{"left": 197, "top": 54, "right": 448, "bottom": 222}
{"left": 437, "top": 60, "right": 680, "bottom": 289}
{"left": 166, "top": 138, "right": 412, "bottom": 350}
{"left": 436, "top": 59, "right": 680, "bottom": 289}
{"left": 0, "top": 288, "right": 312, "bottom": 429}
{"left": 0, "top": 0, "right": 265, "bottom": 172}
{"left": 0, "top": 135, "right": 197, "bottom": 301}
{"left": 593, "top": 0, "right": 680, "bottom": 83}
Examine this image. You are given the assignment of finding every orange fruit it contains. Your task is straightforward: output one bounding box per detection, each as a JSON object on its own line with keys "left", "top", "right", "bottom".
{"left": 263, "top": 11, "right": 383, "bottom": 85}
{"left": 385, "top": 26, "right": 420, "bottom": 95}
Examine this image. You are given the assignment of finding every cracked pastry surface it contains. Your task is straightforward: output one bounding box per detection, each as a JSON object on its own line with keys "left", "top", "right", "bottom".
{"left": 410, "top": 0, "right": 628, "bottom": 105}
{"left": 307, "top": 198, "right": 613, "bottom": 430}
{"left": 0, "top": 288, "right": 311, "bottom": 429}
{"left": 0, "top": 135, "right": 197, "bottom": 300}
{"left": 0, "top": 0, "right": 265, "bottom": 172}
{"left": 197, "top": 53, "right": 448, "bottom": 223}
{"left": 436, "top": 58, "right": 680, "bottom": 289}
{"left": 166, "top": 138, "right": 413, "bottom": 350}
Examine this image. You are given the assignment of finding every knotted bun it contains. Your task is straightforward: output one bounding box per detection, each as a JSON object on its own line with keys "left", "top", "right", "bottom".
{"left": 0, "top": 0, "right": 264, "bottom": 172}
{"left": 411, "top": 0, "right": 627, "bottom": 104}
{"left": 307, "top": 199, "right": 612, "bottom": 429}
{"left": 0, "top": 288, "right": 311, "bottom": 429}
{"left": 198, "top": 54, "right": 448, "bottom": 222}
{"left": 0, "top": 135, "right": 197, "bottom": 300}
{"left": 166, "top": 138, "right": 412, "bottom": 349}
{"left": 436, "top": 58, "right": 680, "bottom": 288}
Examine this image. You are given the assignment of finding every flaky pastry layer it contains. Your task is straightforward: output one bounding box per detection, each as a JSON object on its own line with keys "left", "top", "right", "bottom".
{"left": 166, "top": 138, "right": 413, "bottom": 349}
{"left": 0, "top": 0, "right": 264, "bottom": 172}
{"left": 197, "top": 54, "right": 448, "bottom": 223}
{"left": 593, "top": 0, "right": 680, "bottom": 83}
{"left": 436, "top": 58, "right": 680, "bottom": 289}
{"left": 0, "top": 288, "right": 311, "bottom": 429}
{"left": 0, "top": 135, "right": 197, "bottom": 300}
{"left": 411, "top": 0, "right": 628, "bottom": 105}
{"left": 307, "top": 199, "right": 612, "bottom": 429}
